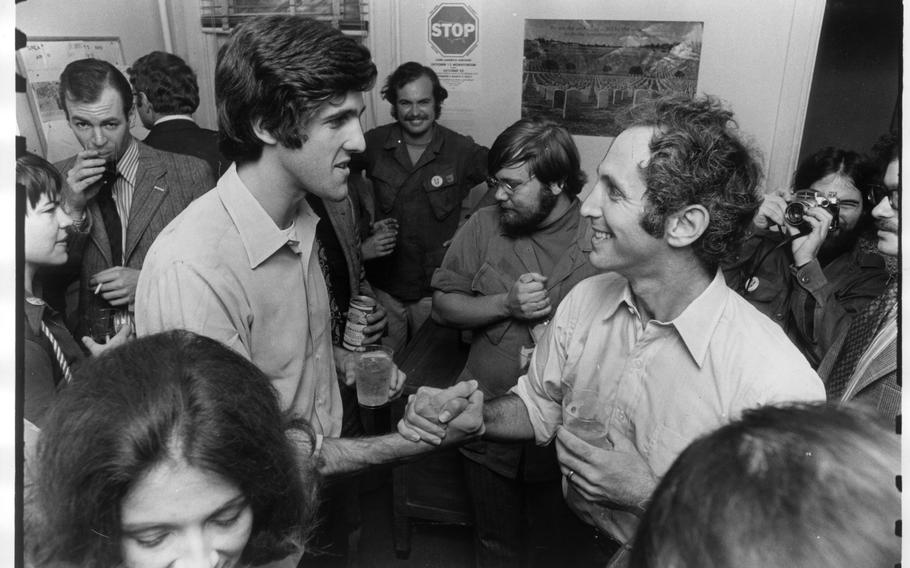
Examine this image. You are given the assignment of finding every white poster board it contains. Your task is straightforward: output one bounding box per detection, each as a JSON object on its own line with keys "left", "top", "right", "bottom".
{"left": 17, "top": 37, "right": 143, "bottom": 162}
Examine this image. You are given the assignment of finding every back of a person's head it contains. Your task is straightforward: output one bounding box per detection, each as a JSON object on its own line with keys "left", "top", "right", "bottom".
{"left": 488, "top": 117, "right": 586, "bottom": 197}
{"left": 27, "top": 330, "right": 319, "bottom": 567}
{"left": 58, "top": 58, "right": 133, "bottom": 118}
{"left": 215, "top": 15, "right": 377, "bottom": 163}
{"left": 622, "top": 94, "right": 763, "bottom": 271}
{"left": 128, "top": 51, "right": 200, "bottom": 115}
{"left": 630, "top": 402, "right": 900, "bottom": 568}
{"left": 17, "top": 152, "right": 62, "bottom": 208}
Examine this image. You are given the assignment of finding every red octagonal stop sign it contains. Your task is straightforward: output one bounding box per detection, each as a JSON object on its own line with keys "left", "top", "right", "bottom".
{"left": 428, "top": 3, "right": 478, "bottom": 57}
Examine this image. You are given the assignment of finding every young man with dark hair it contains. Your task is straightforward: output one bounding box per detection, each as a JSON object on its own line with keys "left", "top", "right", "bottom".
{"left": 351, "top": 61, "right": 490, "bottom": 351}
{"left": 136, "top": 18, "right": 487, "bottom": 491}
{"left": 128, "top": 51, "right": 226, "bottom": 177}
{"left": 401, "top": 95, "right": 825, "bottom": 566}
{"left": 629, "top": 402, "right": 900, "bottom": 568}
{"left": 723, "top": 147, "right": 888, "bottom": 367}
{"left": 55, "top": 58, "right": 213, "bottom": 340}
{"left": 431, "top": 118, "right": 599, "bottom": 566}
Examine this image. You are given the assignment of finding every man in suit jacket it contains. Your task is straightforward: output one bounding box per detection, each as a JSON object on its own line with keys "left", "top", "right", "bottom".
{"left": 128, "top": 51, "right": 226, "bottom": 178}
{"left": 56, "top": 58, "right": 213, "bottom": 339}
{"left": 819, "top": 133, "right": 900, "bottom": 421}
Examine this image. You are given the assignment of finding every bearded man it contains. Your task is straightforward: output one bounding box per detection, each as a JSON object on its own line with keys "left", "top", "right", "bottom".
{"left": 429, "top": 117, "right": 599, "bottom": 567}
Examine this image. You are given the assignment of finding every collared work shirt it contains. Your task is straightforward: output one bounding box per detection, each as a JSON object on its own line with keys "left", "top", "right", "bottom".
{"left": 511, "top": 271, "right": 824, "bottom": 543}
{"left": 351, "top": 123, "right": 489, "bottom": 301}
{"left": 136, "top": 165, "right": 341, "bottom": 436}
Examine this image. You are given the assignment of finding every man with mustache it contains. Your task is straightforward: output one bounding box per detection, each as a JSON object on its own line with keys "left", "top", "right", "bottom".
{"left": 723, "top": 147, "right": 888, "bottom": 367}
{"left": 351, "top": 62, "right": 489, "bottom": 351}
{"left": 819, "top": 133, "right": 900, "bottom": 421}
{"left": 54, "top": 59, "right": 213, "bottom": 340}
{"left": 430, "top": 118, "right": 599, "bottom": 566}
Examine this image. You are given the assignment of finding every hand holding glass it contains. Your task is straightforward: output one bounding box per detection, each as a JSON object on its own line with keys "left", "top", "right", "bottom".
{"left": 347, "top": 345, "right": 395, "bottom": 408}
{"left": 562, "top": 387, "right": 608, "bottom": 446}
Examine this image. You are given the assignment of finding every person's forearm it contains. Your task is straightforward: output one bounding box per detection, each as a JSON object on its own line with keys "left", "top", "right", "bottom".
{"left": 318, "top": 432, "right": 463, "bottom": 477}
{"left": 481, "top": 394, "right": 536, "bottom": 442}
{"left": 432, "top": 291, "right": 508, "bottom": 329}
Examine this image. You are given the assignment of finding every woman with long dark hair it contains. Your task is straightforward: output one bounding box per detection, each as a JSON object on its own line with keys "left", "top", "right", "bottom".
{"left": 26, "top": 330, "right": 321, "bottom": 567}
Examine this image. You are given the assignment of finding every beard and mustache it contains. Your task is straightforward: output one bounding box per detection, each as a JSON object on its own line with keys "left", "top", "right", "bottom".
{"left": 499, "top": 185, "right": 559, "bottom": 236}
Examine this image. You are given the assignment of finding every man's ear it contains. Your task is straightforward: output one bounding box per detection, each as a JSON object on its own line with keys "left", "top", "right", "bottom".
{"left": 252, "top": 119, "right": 278, "bottom": 145}
{"left": 666, "top": 204, "right": 709, "bottom": 248}
{"left": 548, "top": 181, "right": 565, "bottom": 196}
{"left": 135, "top": 92, "right": 150, "bottom": 110}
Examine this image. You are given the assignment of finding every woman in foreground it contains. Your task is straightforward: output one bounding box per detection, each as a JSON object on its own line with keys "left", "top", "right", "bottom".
{"left": 26, "top": 330, "right": 321, "bottom": 567}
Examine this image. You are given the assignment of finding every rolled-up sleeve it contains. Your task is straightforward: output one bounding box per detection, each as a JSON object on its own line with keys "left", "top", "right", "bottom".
{"left": 509, "top": 302, "right": 572, "bottom": 444}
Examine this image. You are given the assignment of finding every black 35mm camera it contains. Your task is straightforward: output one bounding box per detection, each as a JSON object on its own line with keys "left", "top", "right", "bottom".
{"left": 784, "top": 190, "right": 840, "bottom": 232}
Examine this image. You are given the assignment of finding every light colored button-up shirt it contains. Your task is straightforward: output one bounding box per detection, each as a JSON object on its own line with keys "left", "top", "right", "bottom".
{"left": 135, "top": 164, "right": 341, "bottom": 436}
{"left": 511, "top": 270, "right": 824, "bottom": 543}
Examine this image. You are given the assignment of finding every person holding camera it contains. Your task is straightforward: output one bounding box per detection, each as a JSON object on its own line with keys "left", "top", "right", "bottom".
{"left": 723, "top": 147, "right": 889, "bottom": 368}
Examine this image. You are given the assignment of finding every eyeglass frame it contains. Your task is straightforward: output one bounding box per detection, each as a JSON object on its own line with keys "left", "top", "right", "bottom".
{"left": 866, "top": 184, "right": 900, "bottom": 210}
{"left": 486, "top": 173, "right": 536, "bottom": 197}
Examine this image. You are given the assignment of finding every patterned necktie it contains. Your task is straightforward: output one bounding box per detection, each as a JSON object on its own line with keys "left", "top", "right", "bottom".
{"left": 95, "top": 171, "right": 123, "bottom": 265}
{"left": 40, "top": 320, "right": 74, "bottom": 385}
{"left": 826, "top": 280, "right": 898, "bottom": 399}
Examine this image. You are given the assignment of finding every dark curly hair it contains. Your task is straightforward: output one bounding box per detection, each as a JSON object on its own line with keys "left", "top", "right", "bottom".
{"left": 381, "top": 61, "right": 448, "bottom": 119}
{"left": 488, "top": 117, "right": 587, "bottom": 197}
{"left": 128, "top": 51, "right": 200, "bottom": 115}
{"left": 216, "top": 16, "right": 377, "bottom": 163}
{"left": 26, "top": 330, "right": 321, "bottom": 567}
{"left": 624, "top": 94, "right": 762, "bottom": 271}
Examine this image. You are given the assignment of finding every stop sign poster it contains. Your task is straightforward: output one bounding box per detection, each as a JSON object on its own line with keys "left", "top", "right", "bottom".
{"left": 426, "top": 2, "right": 481, "bottom": 92}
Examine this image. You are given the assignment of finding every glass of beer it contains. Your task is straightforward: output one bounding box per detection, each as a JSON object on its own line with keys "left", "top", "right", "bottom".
{"left": 348, "top": 345, "right": 395, "bottom": 408}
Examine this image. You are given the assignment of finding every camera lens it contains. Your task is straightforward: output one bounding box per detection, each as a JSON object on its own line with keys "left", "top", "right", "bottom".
{"left": 784, "top": 201, "right": 807, "bottom": 226}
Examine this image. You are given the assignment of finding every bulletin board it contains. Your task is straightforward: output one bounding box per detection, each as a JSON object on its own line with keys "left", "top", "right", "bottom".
{"left": 17, "top": 37, "right": 137, "bottom": 162}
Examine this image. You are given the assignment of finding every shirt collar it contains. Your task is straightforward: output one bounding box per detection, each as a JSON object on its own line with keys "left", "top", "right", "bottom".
{"left": 384, "top": 122, "right": 442, "bottom": 152}
{"left": 115, "top": 137, "right": 140, "bottom": 186}
{"left": 669, "top": 270, "right": 729, "bottom": 367}
{"left": 153, "top": 115, "right": 195, "bottom": 126}
{"left": 599, "top": 270, "right": 729, "bottom": 367}
{"left": 217, "top": 164, "right": 318, "bottom": 268}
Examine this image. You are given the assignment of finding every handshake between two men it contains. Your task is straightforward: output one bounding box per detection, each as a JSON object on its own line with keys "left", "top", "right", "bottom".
{"left": 395, "top": 380, "right": 659, "bottom": 523}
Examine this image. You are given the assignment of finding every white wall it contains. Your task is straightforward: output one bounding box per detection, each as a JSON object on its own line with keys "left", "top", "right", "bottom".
{"left": 16, "top": 0, "right": 167, "bottom": 157}
{"left": 371, "top": 0, "right": 824, "bottom": 194}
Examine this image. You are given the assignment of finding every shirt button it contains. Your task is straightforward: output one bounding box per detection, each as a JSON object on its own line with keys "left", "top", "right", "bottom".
{"left": 775, "top": 313, "right": 784, "bottom": 320}
{"left": 799, "top": 275, "right": 809, "bottom": 283}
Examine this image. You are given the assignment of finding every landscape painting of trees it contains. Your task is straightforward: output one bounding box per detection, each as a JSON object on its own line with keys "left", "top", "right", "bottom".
{"left": 522, "top": 19, "right": 703, "bottom": 137}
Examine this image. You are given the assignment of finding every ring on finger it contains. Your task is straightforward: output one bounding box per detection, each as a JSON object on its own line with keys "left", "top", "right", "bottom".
{"left": 567, "top": 470, "right": 575, "bottom": 481}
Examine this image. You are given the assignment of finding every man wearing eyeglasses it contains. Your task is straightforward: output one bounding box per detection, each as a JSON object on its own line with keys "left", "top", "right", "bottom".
{"left": 819, "top": 133, "right": 900, "bottom": 421}
{"left": 430, "top": 118, "right": 599, "bottom": 567}
{"left": 722, "top": 147, "right": 889, "bottom": 367}
{"left": 351, "top": 62, "right": 489, "bottom": 351}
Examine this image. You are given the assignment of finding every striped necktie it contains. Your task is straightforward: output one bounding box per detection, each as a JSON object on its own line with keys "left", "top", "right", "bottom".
{"left": 40, "top": 320, "right": 74, "bottom": 385}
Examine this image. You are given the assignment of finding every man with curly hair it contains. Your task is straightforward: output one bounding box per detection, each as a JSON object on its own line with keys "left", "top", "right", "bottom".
{"left": 400, "top": 95, "right": 825, "bottom": 566}
{"left": 128, "top": 51, "right": 226, "bottom": 177}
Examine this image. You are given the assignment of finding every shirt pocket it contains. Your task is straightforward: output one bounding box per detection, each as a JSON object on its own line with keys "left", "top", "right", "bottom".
{"left": 471, "top": 262, "right": 516, "bottom": 345}
{"left": 423, "top": 166, "right": 460, "bottom": 220}
{"left": 371, "top": 162, "right": 408, "bottom": 213}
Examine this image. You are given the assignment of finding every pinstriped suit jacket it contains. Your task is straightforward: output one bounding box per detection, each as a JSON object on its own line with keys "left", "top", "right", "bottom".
{"left": 55, "top": 141, "right": 214, "bottom": 337}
